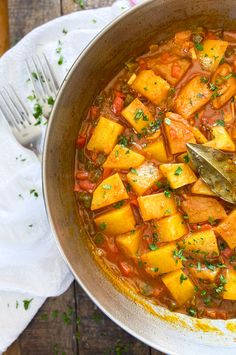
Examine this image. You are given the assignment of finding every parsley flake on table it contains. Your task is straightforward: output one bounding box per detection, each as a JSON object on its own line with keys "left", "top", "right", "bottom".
{"left": 30, "top": 189, "right": 39, "bottom": 198}
{"left": 23, "top": 298, "right": 33, "bottom": 310}
{"left": 58, "top": 55, "right": 64, "bottom": 65}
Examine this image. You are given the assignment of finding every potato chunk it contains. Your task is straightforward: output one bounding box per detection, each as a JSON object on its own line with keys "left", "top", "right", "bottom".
{"left": 182, "top": 196, "right": 227, "bottom": 224}
{"left": 189, "top": 265, "right": 219, "bottom": 282}
{"left": 204, "top": 126, "right": 235, "bottom": 152}
{"left": 143, "top": 137, "right": 169, "bottom": 163}
{"left": 103, "top": 144, "right": 145, "bottom": 170}
{"left": 211, "top": 64, "right": 236, "bottom": 109}
{"left": 177, "top": 153, "right": 195, "bottom": 171}
{"left": 215, "top": 210, "right": 236, "bottom": 249}
{"left": 146, "top": 54, "right": 191, "bottom": 86}
{"left": 131, "top": 70, "right": 170, "bottom": 105}
{"left": 91, "top": 173, "right": 128, "bottom": 211}
{"left": 161, "top": 269, "right": 195, "bottom": 306}
{"left": 121, "top": 98, "right": 154, "bottom": 133}
{"left": 182, "top": 229, "right": 219, "bottom": 258}
{"left": 191, "top": 178, "right": 216, "bottom": 197}
{"left": 138, "top": 192, "right": 177, "bottom": 221}
{"left": 223, "top": 269, "right": 236, "bottom": 300}
{"left": 94, "top": 204, "right": 136, "bottom": 235}
{"left": 155, "top": 213, "right": 188, "bottom": 242}
{"left": 127, "top": 162, "right": 160, "bottom": 196}
{"left": 196, "top": 39, "right": 228, "bottom": 72}
{"left": 141, "top": 242, "right": 182, "bottom": 276}
{"left": 160, "top": 163, "right": 197, "bottom": 189}
{"left": 164, "top": 112, "right": 196, "bottom": 154}
{"left": 87, "top": 116, "right": 124, "bottom": 154}
{"left": 116, "top": 228, "right": 142, "bottom": 258}
{"left": 175, "top": 75, "right": 211, "bottom": 118}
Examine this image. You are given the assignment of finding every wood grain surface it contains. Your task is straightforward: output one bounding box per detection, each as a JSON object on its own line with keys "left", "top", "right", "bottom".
{"left": 5, "top": 1, "right": 165, "bottom": 354}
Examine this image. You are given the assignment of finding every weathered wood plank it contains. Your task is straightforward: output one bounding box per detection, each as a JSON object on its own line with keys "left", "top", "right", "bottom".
{"left": 4, "top": 340, "right": 21, "bottom": 355}
{"left": 75, "top": 283, "right": 150, "bottom": 355}
{"left": 62, "top": 0, "right": 114, "bottom": 14}
{"left": 8, "top": 0, "right": 61, "bottom": 46}
{"left": 19, "top": 283, "right": 77, "bottom": 355}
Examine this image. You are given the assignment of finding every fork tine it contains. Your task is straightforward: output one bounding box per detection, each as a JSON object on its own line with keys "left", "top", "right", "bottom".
{"left": 25, "top": 58, "right": 46, "bottom": 102}
{"left": 0, "top": 92, "right": 20, "bottom": 131}
{"left": 0, "top": 89, "right": 26, "bottom": 128}
{"left": 8, "top": 85, "right": 33, "bottom": 125}
{"left": 26, "top": 54, "right": 59, "bottom": 103}
{"left": 42, "top": 54, "right": 59, "bottom": 94}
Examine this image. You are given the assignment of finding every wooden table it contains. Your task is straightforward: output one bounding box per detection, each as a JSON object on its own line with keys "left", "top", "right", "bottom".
{"left": 6, "top": 1, "right": 165, "bottom": 354}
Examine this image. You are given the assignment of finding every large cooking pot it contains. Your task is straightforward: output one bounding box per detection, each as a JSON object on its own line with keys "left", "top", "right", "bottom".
{"left": 43, "top": 1, "right": 236, "bottom": 354}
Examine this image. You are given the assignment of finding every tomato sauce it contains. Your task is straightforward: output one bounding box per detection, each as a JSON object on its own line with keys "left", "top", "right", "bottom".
{"left": 74, "top": 28, "right": 236, "bottom": 319}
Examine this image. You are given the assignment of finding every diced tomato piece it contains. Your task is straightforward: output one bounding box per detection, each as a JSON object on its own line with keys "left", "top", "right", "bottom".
{"left": 91, "top": 152, "right": 98, "bottom": 161}
{"left": 171, "top": 63, "right": 181, "bottom": 78}
{"left": 74, "top": 181, "right": 82, "bottom": 192}
{"left": 130, "top": 198, "right": 139, "bottom": 207}
{"left": 113, "top": 95, "right": 124, "bottom": 115}
{"left": 221, "top": 247, "right": 234, "bottom": 259}
{"left": 119, "top": 261, "right": 133, "bottom": 276}
{"left": 79, "top": 180, "right": 96, "bottom": 193}
{"left": 90, "top": 106, "right": 99, "bottom": 119}
{"left": 138, "top": 58, "right": 147, "bottom": 70}
{"left": 115, "top": 90, "right": 126, "bottom": 98}
{"left": 75, "top": 170, "right": 89, "bottom": 180}
{"left": 152, "top": 287, "right": 164, "bottom": 297}
{"left": 206, "top": 31, "right": 217, "bottom": 40}
{"left": 191, "top": 223, "right": 212, "bottom": 231}
{"left": 107, "top": 239, "right": 119, "bottom": 254}
{"left": 76, "top": 135, "right": 86, "bottom": 148}
{"left": 160, "top": 52, "right": 171, "bottom": 63}
{"left": 103, "top": 167, "right": 112, "bottom": 179}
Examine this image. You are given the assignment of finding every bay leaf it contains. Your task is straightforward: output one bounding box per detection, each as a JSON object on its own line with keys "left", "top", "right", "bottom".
{"left": 186, "top": 143, "right": 236, "bottom": 204}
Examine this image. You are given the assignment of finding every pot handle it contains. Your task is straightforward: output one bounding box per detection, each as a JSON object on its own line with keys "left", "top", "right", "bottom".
{"left": 0, "top": 0, "right": 9, "bottom": 56}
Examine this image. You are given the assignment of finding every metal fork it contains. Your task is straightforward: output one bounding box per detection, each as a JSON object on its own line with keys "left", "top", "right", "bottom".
{"left": 0, "top": 85, "right": 42, "bottom": 154}
{"left": 25, "top": 53, "right": 59, "bottom": 118}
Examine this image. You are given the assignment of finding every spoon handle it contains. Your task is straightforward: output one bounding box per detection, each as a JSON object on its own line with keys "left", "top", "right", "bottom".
{"left": 0, "top": 0, "right": 9, "bottom": 56}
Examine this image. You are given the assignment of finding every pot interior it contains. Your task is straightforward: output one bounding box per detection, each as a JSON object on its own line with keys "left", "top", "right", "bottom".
{"left": 43, "top": 1, "right": 236, "bottom": 353}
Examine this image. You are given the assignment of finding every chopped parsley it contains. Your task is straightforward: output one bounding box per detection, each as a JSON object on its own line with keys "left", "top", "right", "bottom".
{"left": 183, "top": 154, "right": 190, "bottom": 163}
{"left": 30, "top": 189, "right": 39, "bottom": 198}
{"left": 130, "top": 168, "right": 138, "bottom": 175}
{"left": 149, "top": 243, "right": 158, "bottom": 251}
{"left": 188, "top": 307, "right": 197, "bottom": 317}
{"left": 195, "top": 43, "right": 204, "bottom": 51}
{"left": 113, "top": 200, "right": 125, "bottom": 209}
{"left": 174, "top": 166, "right": 183, "bottom": 176}
{"left": 216, "top": 119, "right": 225, "bottom": 126}
{"left": 118, "top": 135, "right": 128, "bottom": 147}
{"left": 200, "top": 76, "right": 208, "bottom": 83}
{"left": 23, "top": 298, "right": 33, "bottom": 310}
{"left": 164, "top": 190, "right": 171, "bottom": 198}
{"left": 47, "top": 96, "right": 55, "bottom": 106}
{"left": 102, "top": 184, "right": 112, "bottom": 190}
{"left": 74, "top": 0, "right": 85, "bottom": 9}
{"left": 58, "top": 55, "right": 64, "bottom": 65}
{"left": 99, "top": 222, "right": 107, "bottom": 231}
{"left": 208, "top": 216, "right": 216, "bottom": 225}
{"left": 173, "top": 247, "right": 187, "bottom": 262}
{"left": 180, "top": 273, "right": 188, "bottom": 283}
{"left": 209, "top": 83, "right": 217, "bottom": 91}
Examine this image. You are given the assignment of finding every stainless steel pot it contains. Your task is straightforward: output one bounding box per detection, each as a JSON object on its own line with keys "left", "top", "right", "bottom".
{"left": 43, "top": 1, "right": 236, "bottom": 353}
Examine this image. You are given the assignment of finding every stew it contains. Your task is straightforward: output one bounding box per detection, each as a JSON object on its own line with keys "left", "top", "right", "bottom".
{"left": 74, "top": 28, "right": 236, "bottom": 319}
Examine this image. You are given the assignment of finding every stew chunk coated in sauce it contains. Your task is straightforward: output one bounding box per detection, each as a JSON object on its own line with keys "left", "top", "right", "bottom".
{"left": 75, "top": 28, "right": 236, "bottom": 319}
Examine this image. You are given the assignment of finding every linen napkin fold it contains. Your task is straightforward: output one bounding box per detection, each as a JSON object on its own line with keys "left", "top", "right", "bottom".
{"left": 0, "top": 1, "right": 133, "bottom": 352}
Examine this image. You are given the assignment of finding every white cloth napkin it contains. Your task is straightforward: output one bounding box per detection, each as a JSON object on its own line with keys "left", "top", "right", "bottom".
{"left": 0, "top": 1, "right": 134, "bottom": 352}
